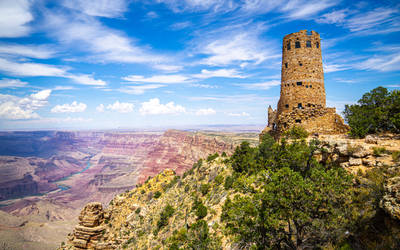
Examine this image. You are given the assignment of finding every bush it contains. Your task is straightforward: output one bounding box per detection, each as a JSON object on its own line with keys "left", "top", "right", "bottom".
{"left": 156, "top": 204, "right": 175, "bottom": 231}
{"left": 344, "top": 87, "right": 400, "bottom": 138}
{"left": 221, "top": 152, "right": 227, "bottom": 157}
{"left": 283, "top": 125, "right": 309, "bottom": 139}
{"left": 200, "top": 183, "right": 210, "bottom": 196}
{"left": 373, "top": 147, "right": 387, "bottom": 156}
{"left": 392, "top": 151, "right": 400, "bottom": 162}
{"left": 154, "top": 191, "right": 162, "bottom": 198}
{"left": 195, "top": 202, "right": 208, "bottom": 220}
{"left": 135, "top": 207, "right": 141, "bottom": 214}
{"left": 214, "top": 174, "right": 224, "bottom": 186}
{"left": 207, "top": 153, "right": 219, "bottom": 163}
{"left": 224, "top": 176, "right": 234, "bottom": 190}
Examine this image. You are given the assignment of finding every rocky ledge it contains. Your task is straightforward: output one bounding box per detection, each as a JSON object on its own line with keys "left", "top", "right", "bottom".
{"left": 65, "top": 202, "right": 112, "bottom": 249}
{"left": 380, "top": 176, "right": 400, "bottom": 220}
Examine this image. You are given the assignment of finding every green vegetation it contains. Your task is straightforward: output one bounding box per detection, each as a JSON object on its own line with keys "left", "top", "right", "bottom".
{"left": 156, "top": 204, "right": 175, "bottom": 233}
{"left": 392, "top": 151, "right": 400, "bottom": 162}
{"left": 199, "top": 183, "right": 210, "bottom": 195}
{"left": 344, "top": 87, "right": 400, "bottom": 138}
{"left": 207, "top": 152, "right": 219, "bottom": 163}
{"left": 373, "top": 146, "right": 388, "bottom": 156}
{"left": 153, "top": 191, "right": 162, "bottom": 198}
{"left": 222, "top": 131, "right": 356, "bottom": 248}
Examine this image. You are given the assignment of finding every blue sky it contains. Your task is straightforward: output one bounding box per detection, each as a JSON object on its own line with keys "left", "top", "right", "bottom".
{"left": 0, "top": 0, "right": 399, "bottom": 130}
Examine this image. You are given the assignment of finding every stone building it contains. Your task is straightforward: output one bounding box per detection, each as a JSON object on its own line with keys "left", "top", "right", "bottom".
{"left": 262, "top": 30, "right": 348, "bottom": 138}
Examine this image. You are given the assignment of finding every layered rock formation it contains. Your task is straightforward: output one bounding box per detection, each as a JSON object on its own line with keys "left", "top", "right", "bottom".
{"left": 67, "top": 202, "right": 110, "bottom": 249}
{"left": 139, "top": 130, "right": 235, "bottom": 182}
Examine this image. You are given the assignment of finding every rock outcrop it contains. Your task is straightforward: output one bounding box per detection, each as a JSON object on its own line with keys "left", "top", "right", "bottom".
{"left": 381, "top": 177, "right": 400, "bottom": 220}
{"left": 67, "top": 202, "right": 111, "bottom": 249}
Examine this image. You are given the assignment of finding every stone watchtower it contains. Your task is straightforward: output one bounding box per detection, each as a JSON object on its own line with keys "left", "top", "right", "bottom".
{"left": 262, "top": 30, "right": 348, "bottom": 137}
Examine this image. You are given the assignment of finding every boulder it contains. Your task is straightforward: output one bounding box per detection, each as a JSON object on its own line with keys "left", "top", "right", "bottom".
{"left": 380, "top": 176, "right": 400, "bottom": 220}
{"left": 365, "top": 135, "right": 378, "bottom": 144}
{"left": 348, "top": 157, "right": 362, "bottom": 166}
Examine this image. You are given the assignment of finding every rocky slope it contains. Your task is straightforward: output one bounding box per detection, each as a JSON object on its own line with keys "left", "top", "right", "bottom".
{"left": 0, "top": 130, "right": 249, "bottom": 249}
{"left": 60, "top": 133, "right": 400, "bottom": 249}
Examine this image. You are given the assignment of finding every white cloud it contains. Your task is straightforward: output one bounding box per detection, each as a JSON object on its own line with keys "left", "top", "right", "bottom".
{"left": 193, "top": 69, "right": 245, "bottom": 78}
{"left": 227, "top": 111, "right": 250, "bottom": 117}
{"left": 139, "top": 98, "right": 186, "bottom": 115}
{"left": 237, "top": 80, "right": 280, "bottom": 90}
{"left": 146, "top": 11, "right": 159, "bottom": 19}
{"left": 119, "top": 84, "right": 165, "bottom": 95}
{"left": 0, "top": 78, "right": 28, "bottom": 88}
{"left": 0, "top": 58, "right": 66, "bottom": 77}
{"left": 282, "top": 0, "right": 338, "bottom": 20}
{"left": 156, "top": 0, "right": 236, "bottom": 13}
{"left": 323, "top": 63, "right": 351, "bottom": 73}
{"left": 357, "top": 53, "right": 400, "bottom": 72}
{"left": 45, "top": 12, "right": 167, "bottom": 64}
{"left": 0, "top": 0, "right": 32, "bottom": 37}
{"left": 51, "top": 101, "right": 87, "bottom": 113}
{"left": 317, "top": 9, "right": 348, "bottom": 24}
{"left": 196, "top": 108, "right": 216, "bottom": 116}
{"left": 0, "top": 44, "right": 55, "bottom": 59}
{"left": 106, "top": 101, "right": 134, "bottom": 113}
{"left": 123, "top": 74, "right": 189, "bottom": 83}
{"left": 190, "top": 83, "right": 218, "bottom": 88}
{"left": 0, "top": 89, "right": 51, "bottom": 120}
{"left": 96, "top": 104, "right": 105, "bottom": 112}
{"left": 67, "top": 74, "right": 106, "bottom": 86}
{"left": 170, "top": 21, "right": 191, "bottom": 30}
{"left": 199, "top": 31, "right": 278, "bottom": 66}
{"left": 345, "top": 8, "right": 399, "bottom": 33}
{"left": 53, "top": 86, "right": 77, "bottom": 91}
{"left": 63, "top": 0, "right": 128, "bottom": 18}
{"left": 153, "top": 64, "right": 183, "bottom": 72}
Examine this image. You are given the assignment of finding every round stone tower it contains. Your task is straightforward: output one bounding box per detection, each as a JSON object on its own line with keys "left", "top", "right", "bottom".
{"left": 277, "top": 30, "right": 325, "bottom": 115}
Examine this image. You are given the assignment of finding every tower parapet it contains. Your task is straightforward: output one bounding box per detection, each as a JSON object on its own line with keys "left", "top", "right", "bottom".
{"left": 262, "top": 30, "right": 348, "bottom": 138}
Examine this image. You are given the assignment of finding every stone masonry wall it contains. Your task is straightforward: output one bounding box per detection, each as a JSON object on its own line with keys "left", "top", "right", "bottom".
{"left": 262, "top": 30, "right": 349, "bottom": 138}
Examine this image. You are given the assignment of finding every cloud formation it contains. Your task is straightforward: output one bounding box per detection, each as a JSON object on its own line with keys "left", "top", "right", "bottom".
{"left": 139, "top": 98, "right": 186, "bottom": 115}
{"left": 106, "top": 101, "right": 134, "bottom": 113}
{"left": 0, "top": 0, "right": 32, "bottom": 37}
{"left": 51, "top": 101, "right": 87, "bottom": 113}
{"left": 195, "top": 108, "right": 216, "bottom": 116}
{"left": 0, "top": 89, "right": 51, "bottom": 119}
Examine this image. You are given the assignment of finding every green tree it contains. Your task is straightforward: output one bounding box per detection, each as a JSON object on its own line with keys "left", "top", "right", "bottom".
{"left": 231, "top": 141, "right": 257, "bottom": 173}
{"left": 344, "top": 87, "right": 400, "bottom": 137}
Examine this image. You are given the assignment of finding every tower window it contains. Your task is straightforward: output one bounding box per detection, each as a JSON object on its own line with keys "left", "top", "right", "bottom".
{"left": 306, "top": 40, "right": 311, "bottom": 47}
{"left": 285, "top": 62, "right": 288, "bottom": 68}
{"left": 316, "top": 42, "right": 319, "bottom": 48}
{"left": 295, "top": 119, "right": 301, "bottom": 123}
{"left": 295, "top": 41, "right": 301, "bottom": 48}
{"left": 287, "top": 41, "right": 291, "bottom": 50}
{"left": 298, "top": 103, "right": 303, "bottom": 109}
{"left": 299, "top": 62, "right": 302, "bottom": 66}
{"left": 310, "top": 85, "right": 312, "bottom": 88}
{"left": 285, "top": 104, "right": 289, "bottom": 108}
{"left": 296, "top": 81, "right": 302, "bottom": 86}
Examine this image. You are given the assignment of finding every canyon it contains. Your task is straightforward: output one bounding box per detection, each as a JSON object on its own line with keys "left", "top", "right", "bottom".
{"left": 0, "top": 129, "right": 257, "bottom": 249}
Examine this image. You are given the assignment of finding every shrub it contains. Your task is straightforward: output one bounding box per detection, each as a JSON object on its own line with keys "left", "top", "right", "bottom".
{"left": 207, "top": 153, "right": 219, "bottom": 163}
{"left": 221, "top": 152, "right": 227, "bottom": 157}
{"left": 214, "top": 174, "right": 224, "bottom": 186}
{"left": 154, "top": 191, "right": 162, "bottom": 198}
{"left": 184, "top": 184, "right": 190, "bottom": 192}
{"left": 392, "top": 151, "right": 400, "bottom": 162}
{"left": 224, "top": 176, "right": 234, "bottom": 190}
{"left": 283, "top": 125, "right": 309, "bottom": 139}
{"left": 135, "top": 207, "right": 141, "bottom": 214}
{"left": 200, "top": 183, "right": 210, "bottom": 196}
{"left": 157, "top": 204, "right": 175, "bottom": 231}
{"left": 373, "top": 147, "right": 387, "bottom": 156}
{"left": 231, "top": 141, "right": 256, "bottom": 173}
{"left": 196, "top": 202, "right": 208, "bottom": 220}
